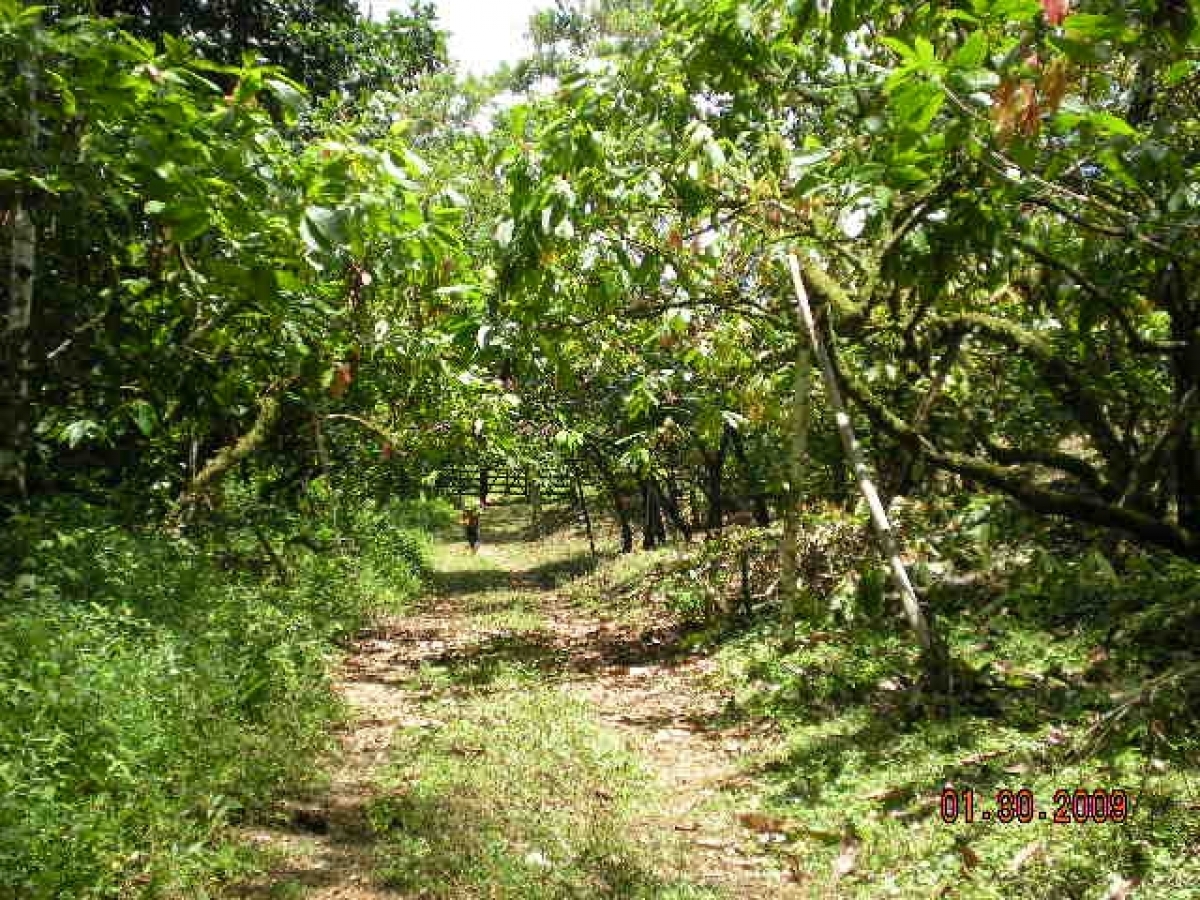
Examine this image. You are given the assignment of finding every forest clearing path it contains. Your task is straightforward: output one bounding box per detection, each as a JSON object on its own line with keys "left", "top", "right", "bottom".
{"left": 235, "top": 504, "right": 801, "bottom": 898}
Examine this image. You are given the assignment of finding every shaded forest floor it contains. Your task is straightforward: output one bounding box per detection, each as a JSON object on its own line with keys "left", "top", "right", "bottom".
{"left": 229, "top": 501, "right": 1199, "bottom": 899}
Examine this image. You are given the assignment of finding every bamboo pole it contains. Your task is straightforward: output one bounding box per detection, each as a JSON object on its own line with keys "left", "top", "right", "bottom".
{"left": 786, "top": 254, "right": 948, "bottom": 688}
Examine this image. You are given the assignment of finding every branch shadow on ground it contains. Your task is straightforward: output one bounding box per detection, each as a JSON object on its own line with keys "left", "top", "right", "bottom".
{"left": 418, "top": 623, "right": 699, "bottom": 690}
{"left": 429, "top": 551, "right": 603, "bottom": 599}
{"left": 224, "top": 798, "right": 383, "bottom": 898}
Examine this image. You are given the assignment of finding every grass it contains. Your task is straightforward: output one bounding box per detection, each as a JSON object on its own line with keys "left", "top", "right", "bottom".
{"left": 367, "top": 503, "right": 719, "bottom": 897}
{"left": 700, "top": 628, "right": 1200, "bottom": 897}
{"left": 369, "top": 676, "right": 716, "bottom": 899}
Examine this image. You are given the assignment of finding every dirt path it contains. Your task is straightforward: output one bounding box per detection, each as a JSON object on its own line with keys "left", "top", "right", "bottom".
{"left": 234, "top": 508, "right": 802, "bottom": 898}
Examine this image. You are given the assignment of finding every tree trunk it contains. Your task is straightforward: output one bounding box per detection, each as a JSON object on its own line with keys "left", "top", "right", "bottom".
{"left": 787, "top": 254, "right": 950, "bottom": 692}
{"left": 779, "top": 334, "right": 812, "bottom": 646}
{"left": 885, "top": 332, "right": 964, "bottom": 502}
{"left": 642, "top": 480, "right": 665, "bottom": 550}
{"left": 687, "top": 479, "right": 702, "bottom": 530}
{"left": 3, "top": 202, "right": 35, "bottom": 499}
{"left": 617, "top": 501, "right": 634, "bottom": 552}
{"left": 3, "top": 55, "right": 37, "bottom": 499}
{"left": 590, "top": 448, "right": 633, "bottom": 553}
{"left": 728, "top": 425, "right": 771, "bottom": 526}
{"left": 641, "top": 481, "right": 655, "bottom": 550}
{"left": 653, "top": 478, "right": 692, "bottom": 541}
{"left": 702, "top": 440, "right": 728, "bottom": 531}
{"left": 1162, "top": 263, "right": 1200, "bottom": 532}
{"left": 572, "top": 464, "right": 598, "bottom": 563}
{"left": 666, "top": 467, "right": 688, "bottom": 525}
{"left": 527, "top": 465, "right": 542, "bottom": 539}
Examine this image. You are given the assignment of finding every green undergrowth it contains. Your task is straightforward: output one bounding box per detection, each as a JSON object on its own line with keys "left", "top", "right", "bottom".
{"left": 0, "top": 494, "right": 445, "bottom": 899}
{"left": 370, "top": 675, "right": 716, "bottom": 899}
{"left": 694, "top": 559, "right": 1197, "bottom": 896}
{"left": 565, "top": 501, "right": 1199, "bottom": 898}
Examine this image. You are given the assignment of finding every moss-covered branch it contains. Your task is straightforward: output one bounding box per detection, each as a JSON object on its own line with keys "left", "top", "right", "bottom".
{"left": 171, "top": 382, "right": 292, "bottom": 528}
{"left": 829, "top": 339, "right": 1200, "bottom": 560}
{"left": 921, "top": 312, "right": 1130, "bottom": 475}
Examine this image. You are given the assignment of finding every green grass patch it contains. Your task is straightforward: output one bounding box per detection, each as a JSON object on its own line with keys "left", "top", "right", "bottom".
{"left": 370, "top": 679, "right": 717, "bottom": 899}
{"left": 469, "top": 601, "right": 550, "bottom": 634}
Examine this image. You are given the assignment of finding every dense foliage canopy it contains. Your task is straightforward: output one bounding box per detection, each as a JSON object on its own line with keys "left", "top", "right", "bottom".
{"left": 2, "top": 0, "right": 1199, "bottom": 895}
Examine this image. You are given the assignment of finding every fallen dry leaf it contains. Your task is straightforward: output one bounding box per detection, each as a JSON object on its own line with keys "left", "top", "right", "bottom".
{"left": 737, "top": 812, "right": 791, "bottom": 835}
{"left": 832, "top": 833, "right": 860, "bottom": 880}
{"left": 784, "top": 858, "right": 811, "bottom": 885}
{"left": 861, "top": 786, "right": 907, "bottom": 802}
{"left": 1009, "top": 840, "right": 1045, "bottom": 873}
{"left": 958, "top": 842, "right": 981, "bottom": 871}
{"left": 1102, "top": 874, "right": 1140, "bottom": 900}
{"left": 958, "top": 750, "right": 1005, "bottom": 766}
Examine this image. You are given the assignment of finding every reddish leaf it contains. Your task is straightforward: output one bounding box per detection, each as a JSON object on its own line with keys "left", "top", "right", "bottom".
{"left": 1042, "top": 0, "right": 1070, "bottom": 25}
{"left": 1018, "top": 81, "right": 1042, "bottom": 136}
{"left": 1041, "top": 58, "right": 1071, "bottom": 114}
{"left": 329, "top": 362, "right": 353, "bottom": 399}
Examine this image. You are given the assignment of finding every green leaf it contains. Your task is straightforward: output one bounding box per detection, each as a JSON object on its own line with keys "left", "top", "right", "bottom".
{"left": 435, "top": 284, "right": 479, "bottom": 297}
{"left": 950, "top": 32, "right": 988, "bottom": 69}
{"left": 881, "top": 37, "right": 914, "bottom": 62}
{"left": 166, "top": 205, "right": 212, "bottom": 242}
{"left": 62, "top": 420, "right": 101, "bottom": 449}
{"left": 913, "top": 37, "right": 938, "bottom": 68}
{"left": 1064, "top": 14, "right": 1129, "bottom": 42}
{"left": 127, "top": 400, "right": 157, "bottom": 436}
{"left": 1055, "top": 110, "right": 1137, "bottom": 137}
{"left": 1165, "top": 60, "right": 1199, "bottom": 88}
{"left": 265, "top": 78, "right": 306, "bottom": 120}
{"left": 400, "top": 147, "right": 431, "bottom": 177}
{"left": 890, "top": 79, "right": 945, "bottom": 131}
{"left": 303, "top": 205, "right": 349, "bottom": 248}
{"left": 988, "top": 0, "right": 1040, "bottom": 20}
